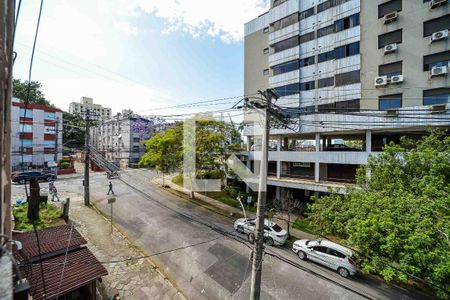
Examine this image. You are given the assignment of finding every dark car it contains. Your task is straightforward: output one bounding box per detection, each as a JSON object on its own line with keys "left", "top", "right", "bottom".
{"left": 12, "top": 171, "right": 53, "bottom": 184}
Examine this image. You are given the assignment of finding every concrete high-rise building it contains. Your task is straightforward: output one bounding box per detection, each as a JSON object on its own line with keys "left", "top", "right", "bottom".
{"left": 244, "top": 0, "right": 449, "bottom": 201}
{"left": 69, "top": 97, "right": 112, "bottom": 122}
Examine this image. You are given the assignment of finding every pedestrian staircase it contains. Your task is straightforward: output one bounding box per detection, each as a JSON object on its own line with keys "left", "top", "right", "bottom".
{"left": 87, "top": 145, "right": 120, "bottom": 176}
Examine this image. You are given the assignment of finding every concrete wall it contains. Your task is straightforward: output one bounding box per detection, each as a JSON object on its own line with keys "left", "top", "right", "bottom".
{"left": 244, "top": 29, "right": 270, "bottom": 96}
{"left": 360, "top": 0, "right": 450, "bottom": 110}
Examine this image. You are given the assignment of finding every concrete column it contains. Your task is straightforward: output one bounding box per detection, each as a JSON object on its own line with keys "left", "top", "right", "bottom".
{"left": 314, "top": 162, "right": 320, "bottom": 182}
{"left": 276, "top": 186, "right": 281, "bottom": 200}
{"left": 315, "top": 132, "right": 321, "bottom": 152}
{"left": 366, "top": 130, "right": 372, "bottom": 153}
{"left": 277, "top": 135, "right": 282, "bottom": 151}
{"left": 276, "top": 160, "right": 281, "bottom": 178}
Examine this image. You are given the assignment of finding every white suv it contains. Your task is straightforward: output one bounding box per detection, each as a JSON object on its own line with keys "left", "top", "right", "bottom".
{"left": 292, "top": 239, "right": 357, "bottom": 278}
{"left": 234, "top": 218, "right": 288, "bottom": 246}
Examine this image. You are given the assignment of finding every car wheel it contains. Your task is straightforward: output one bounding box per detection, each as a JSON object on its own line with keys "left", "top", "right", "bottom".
{"left": 45, "top": 177, "right": 50, "bottom": 182}
{"left": 265, "top": 237, "right": 274, "bottom": 246}
{"left": 297, "top": 250, "right": 307, "bottom": 260}
{"left": 248, "top": 233, "right": 255, "bottom": 244}
{"left": 338, "top": 267, "right": 350, "bottom": 278}
{"left": 236, "top": 226, "right": 244, "bottom": 234}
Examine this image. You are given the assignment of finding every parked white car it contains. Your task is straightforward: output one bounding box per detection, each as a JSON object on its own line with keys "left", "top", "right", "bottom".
{"left": 292, "top": 239, "right": 357, "bottom": 278}
{"left": 234, "top": 218, "right": 288, "bottom": 246}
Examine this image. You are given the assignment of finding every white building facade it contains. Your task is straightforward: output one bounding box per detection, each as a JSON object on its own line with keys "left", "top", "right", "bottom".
{"left": 11, "top": 102, "right": 63, "bottom": 171}
{"left": 69, "top": 97, "right": 112, "bottom": 122}
{"left": 244, "top": 0, "right": 450, "bottom": 201}
{"left": 90, "top": 112, "right": 154, "bottom": 168}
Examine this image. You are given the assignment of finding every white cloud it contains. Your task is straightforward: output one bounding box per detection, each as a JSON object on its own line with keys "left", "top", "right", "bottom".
{"left": 112, "top": 0, "right": 270, "bottom": 43}
{"left": 114, "top": 21, "right": 139, "bottom": 36}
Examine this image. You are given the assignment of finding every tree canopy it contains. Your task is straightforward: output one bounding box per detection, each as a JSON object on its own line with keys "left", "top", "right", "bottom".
{"left": 62, "top": 112, "right": 86, "bottom": 150}
{"left": 139, "top": 119, "right": 241, "bottom": 181}
{"left": 308, "top": 131, "right": 450, "bottom": 298}
{"left": 13, "top": 79, "right": 52, "bottom": 106}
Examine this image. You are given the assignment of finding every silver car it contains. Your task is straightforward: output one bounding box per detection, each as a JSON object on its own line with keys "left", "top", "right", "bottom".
{"left": 234, "top": 218, "right": 288, "bottom": 246}
{"left": 293, "top": 239, "right": 357, "bottom": 278}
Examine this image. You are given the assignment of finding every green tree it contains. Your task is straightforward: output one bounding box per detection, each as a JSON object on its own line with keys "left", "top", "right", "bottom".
{"left": 308, "top": 131, "right": 450, "bottom": 298}
{"left": 13, "top": 79, "right": 51, "bottom": 105}
{"left": 62, "top": 112, "right": 86, "bottom": 150}
{"left": 139, "top": 119, "right": 241, "bottom": 189}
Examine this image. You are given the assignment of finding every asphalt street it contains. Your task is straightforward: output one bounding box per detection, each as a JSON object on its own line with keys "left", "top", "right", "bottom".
{"left": 11, "top": 170, "right": 433, "bottom": 300}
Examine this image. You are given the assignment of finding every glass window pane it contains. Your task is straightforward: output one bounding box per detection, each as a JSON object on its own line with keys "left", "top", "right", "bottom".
{"left": 44, "top": 111, "right": 56, "bottom": 120}
{"left": 379, "top": 94, "right": 402, "bottom": 110}
{"left": 20, "top": 108, "right": 33, "bottom": 118}
{"left": 44, "top": 140, "right": 56, "bottom": 148}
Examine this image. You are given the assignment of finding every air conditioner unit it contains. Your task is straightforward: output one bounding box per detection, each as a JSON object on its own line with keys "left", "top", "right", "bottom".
{"left": 430, "top": 29, "right": 449, "bottom": 43}
{"left": 385, "top": 109, "right": 399, "bottom": 117}
{"left": 429, "top": 104, "right": 447, "bottom": 113}
{"left": 383, "top": 11, "right": 398, "bottom": 24}
{"left": 390, "top": 74, "right": 404, "bottom": 84}
{"left": 429, "top": 0, "right": 447, "bottom": 9}
{"left": 383, "top": 43, "right": 398, "bottom": 54}
{"left": 430, "top": 65, "right": 448, "bottom": 77}
{"left": 375, "top": 76, "right": 388, "bottom": 87}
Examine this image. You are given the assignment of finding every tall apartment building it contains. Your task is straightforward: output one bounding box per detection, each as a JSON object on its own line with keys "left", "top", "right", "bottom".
{"left": 244, "top": 0, "right": 449, "bottom": 201}
{"left": 11, "top": 101, "right": 63, "bottom": 171}
{"left": 69, "top": 97, "right": 112, "bottom": 122}
{"left": 90, "top": 111, "right": 154, "bottom": 168}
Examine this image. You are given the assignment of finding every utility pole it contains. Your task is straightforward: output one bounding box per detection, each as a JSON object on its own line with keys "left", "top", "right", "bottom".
{"left": 250, "top": 90, "right": 273, "bottom": 300}
{"left": 84, "top": 109, "right": 90, "bottom": 206}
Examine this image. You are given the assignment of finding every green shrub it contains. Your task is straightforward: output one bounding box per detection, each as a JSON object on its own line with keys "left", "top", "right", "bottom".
{"left": 60, "top": 162, "right": 71, "bottom": 169}
{"left": 13, "top": 203, "right": 62, "bottom": 231}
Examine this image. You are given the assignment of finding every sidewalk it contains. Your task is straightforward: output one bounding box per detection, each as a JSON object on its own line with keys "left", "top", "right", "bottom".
{"left": 152, "top": 174, "right": 316, "bottom": 241}
{"left": 68, "top": 194, "right": 185, "bottom": 300}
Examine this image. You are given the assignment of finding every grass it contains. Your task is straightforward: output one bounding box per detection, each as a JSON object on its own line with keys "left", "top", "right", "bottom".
{"left": 172, "top": 174, "right": 257, "bottom": 213}
{"left": 292, "top": 218, "right": 317, "bottom": 235}
{"left": 13, "top": 203, "right": 63, "bottom": 231}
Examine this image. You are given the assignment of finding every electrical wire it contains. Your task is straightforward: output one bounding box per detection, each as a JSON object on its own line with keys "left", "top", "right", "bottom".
{"left": 32, "top": 223, "right": 48, "bottom": 299}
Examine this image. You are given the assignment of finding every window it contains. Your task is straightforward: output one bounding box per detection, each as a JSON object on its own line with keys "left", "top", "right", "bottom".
{"left": 272, "top": 13, "right": 299, "bottom": 31}
{"left": 44, "top": 140, "right": 56, "bottom": 148}
{"left": 317, "top": 0, "right": 333, "bottom": 13}
{"left": 317, "top": 24, "right": 335, "bottom": 38}
{"left": 20, "top": 124, "right": 32, "bottom": 133}
{"left": 318, "top": 77, "right": 334, "bottom": 88}
{"left": 272, "top": 60, "right": 299, "bottom": 75}
{"left": 335, "top": 70, "right": 360, "bottom": 86}
{"left": 424, "top": 14, "right": 450, "bottom": 37}
{"left": 274, "top": 83, "right": 300, "bottom": 97}
{"left": 379, "top": 94, "right": 402, "bottom": 110}
{"left": 318, "top": 99, "right": 360, "bottom": 113}
{"left": 378, "top": 29, "right": 402, "bottom": 48}
{"left": 335, "top": 41, "right": 360, "bottom": 60}
{"left": 327, "top": 248, "right": 346, "bottom": 258}
{"left": 423, "top": 88, "right": 450, "bottom": 105}
{"left": 273, "top": 0, "right": 288, "bottom": 7}
{"left": 299, "top": 7, "right": 314, "bottom": 20}
{"left": 300, "top": 31, "right": 315, "bottom": 44}
{"left": 423, "top": 51, "right": 450, "bottom": 71}
{"left": 319, "top": 41, "right": 360, "bottom": 63}
{"left": 19, "top": 108, "right": 33, "bottom": 118}
{"left": 263, "top": 27, "right": 269, "bottom": 33}
{"left": 312, "top": 246, "right": 328, "bottom": 253}
{"left": 44, "top": 111, "right": 56, "bottom": 120}
{"left": 273, "top": 36, "right": 299, "bottom": 53}
{"left": 263, "top": 48, "right": 269, "bottom": 54}
{"left": 263, "top": 69, "right": 270, "bottom": 76}
{"left": 379, "top": 61, "right": 402, "bottom": 77}
{"left": 318, "top": 49, "right": 335, "bottom": 63}
{"left": 378, "top": 0, "right": 402, "bottom": 18}
{"left": 299, "top": 56, "right": 315, "bottom": 67}
{"left": 300, "top": 80, "right": 315, "bottom": 91}
{"left": 20, "top": 139, "right": 33, "bottom": 148}
{"left": 334, "top": 13, "right": 360, "bottom": 32}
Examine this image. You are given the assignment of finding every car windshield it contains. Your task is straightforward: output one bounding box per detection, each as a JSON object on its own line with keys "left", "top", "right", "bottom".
{"left": 271, "top": 224, "right": 283, "bottom": 233}
{"left": 305, "top": 240, "right": 310, "bottom": 246}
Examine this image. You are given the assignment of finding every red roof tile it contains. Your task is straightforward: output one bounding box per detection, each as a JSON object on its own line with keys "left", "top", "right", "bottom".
{"left": 21, "top": 247, "right": 108, "bottom": 300}
{"left": 13, "top": 225, "right": 86, "bottom": 262}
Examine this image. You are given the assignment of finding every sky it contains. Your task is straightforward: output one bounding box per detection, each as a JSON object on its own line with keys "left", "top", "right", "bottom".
{"left": 13, "top": 0, "right": 270, "bottom": 117}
